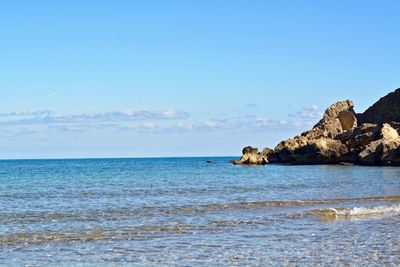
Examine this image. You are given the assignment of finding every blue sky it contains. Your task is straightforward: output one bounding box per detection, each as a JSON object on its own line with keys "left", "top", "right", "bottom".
{"left": 1, "top": 0, "right": 399, "bottom": 159}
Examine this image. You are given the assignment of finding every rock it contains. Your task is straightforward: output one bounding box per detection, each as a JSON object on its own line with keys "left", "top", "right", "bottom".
{"left": 242, "top": 146, "right": 259, "bottom": 155}
{"left": 310, "top": 100, "right": 357, "bottom": 139}
{"left": 382, "top": 146, "right": 400, "bottom": 166}
{"left": 273, "top": 100, "right": 355, "bottom": 164}
{"left": 358, "top": 124, "right": 400, "bottom": 165}
{"left": 274, "top": 138, "right": 301, "bottom": 163}
{"left": 261, "top": 147, "right": 273, "bottom": 156}
{"left": 358, "top": 139, "right": 400, "bottom": 166}
{"left": 233, "top": 88, "right": 400, "bottom": 166}
{"left": 340, "top": 162, "right": 354, "bottom": 166}
{"left": 381, "top": 123, "right": 399, "bottom": 140}
{"left": 335, "top": 123, "right": 380, "bottom": 153}
{"left": 276, "top": 138, "right": 348, "bottom": 164}
{"left": 262, "top": 147, "right": 279, "bottom": 163}
{"left": 359, "top": 88, "right": 400, "bottom": 124}
{"left": 233, "top": 146, "right": 269, "bottom": 165}
{"left": 338, "top": 110, "right": 357, "bottom": 131}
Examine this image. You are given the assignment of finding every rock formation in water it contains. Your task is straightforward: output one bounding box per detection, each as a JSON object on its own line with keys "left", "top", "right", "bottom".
{"left": 233, "top": 88, "right": 400, "bottom": 166}
{"left": 232, "top": 146, "right": 269, "bottom": 165}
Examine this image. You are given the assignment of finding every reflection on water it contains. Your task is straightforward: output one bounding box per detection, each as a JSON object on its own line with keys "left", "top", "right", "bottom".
{"left": 0, "top": 158, "right": 400, "bottom": 265}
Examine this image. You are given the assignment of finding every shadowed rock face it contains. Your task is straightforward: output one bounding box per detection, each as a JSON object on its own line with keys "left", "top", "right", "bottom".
{"left": 233, "top": 88, "right": 400, "bottom": 166}
{"left": 359, "top": 88, "right": 400, "bottom": 124}
{"left": 338, "top": 110, "right": 357, "bottom": 131}
{"left": 357, "top": 123, "right": 400, "bottom": 166}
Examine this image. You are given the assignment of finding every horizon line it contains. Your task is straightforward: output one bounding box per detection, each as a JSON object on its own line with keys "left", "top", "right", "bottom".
{"left": 0, "top": 155, "right": 240, "bottom": 161}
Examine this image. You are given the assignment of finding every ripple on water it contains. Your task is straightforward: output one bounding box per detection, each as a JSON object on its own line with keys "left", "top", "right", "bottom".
{"left": 1, "top": 159, "right": 400, "bottom": 265}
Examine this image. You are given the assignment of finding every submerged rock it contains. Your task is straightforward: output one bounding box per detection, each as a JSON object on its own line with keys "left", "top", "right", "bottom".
{"left": 233, "top": 88, "right": 400, "bottom": 166}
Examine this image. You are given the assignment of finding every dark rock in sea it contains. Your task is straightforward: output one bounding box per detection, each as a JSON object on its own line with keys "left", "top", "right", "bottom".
{"left": 340, "top": 162, "right": 354, "bottom": 166}
{"left": 206, "top": 160, "right": 214, "bottom": 164}
{"left": 232, "top": 88, "right": 400, "bottom": 166}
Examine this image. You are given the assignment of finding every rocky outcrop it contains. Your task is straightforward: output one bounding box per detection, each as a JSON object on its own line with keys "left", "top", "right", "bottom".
{"left": 273, "top": 100, "right": 356, "bottom": 164}
{"left": 232, "top": 146, "right": 268, "bottom": 165}
{"left": 234, "top": 88, "right": 400, "bottom": 166}
{"left": 313, "top": 100, "right": 357, "bottom": 138}
{"left": 358, "top": 88, "right": 400, "bottom": 124}
{"left": 357, "top": 124, "right": 400, "bottom": 166}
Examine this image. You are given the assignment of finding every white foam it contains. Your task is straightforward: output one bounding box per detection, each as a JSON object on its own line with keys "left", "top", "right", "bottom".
{"left": 317, "top": 204, "right": 400, "bottom": 217}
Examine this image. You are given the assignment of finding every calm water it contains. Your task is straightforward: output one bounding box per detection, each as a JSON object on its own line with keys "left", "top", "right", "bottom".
{"left": 1, "top": 157, "right": 400, "bottom": 266}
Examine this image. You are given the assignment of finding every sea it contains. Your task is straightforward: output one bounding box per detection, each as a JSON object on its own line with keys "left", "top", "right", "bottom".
{"left": 1, "top": 157, "right": 399, "bottom": 266}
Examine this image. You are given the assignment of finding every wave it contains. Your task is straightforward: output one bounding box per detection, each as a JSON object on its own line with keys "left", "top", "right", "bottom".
{"left": 2, "top": 202, "right": 400, "bottom": 246}
{"left": 309, "top": 204, "right": 400, "bottom": 220}
{"left": 4, "top": 204, "right": 399, "bottom": 246}
{"left": 1, "top": 196, "right": 400, "bottom": 225}
{"left": 174, "top": 195, "right": 400, "bottom": 210}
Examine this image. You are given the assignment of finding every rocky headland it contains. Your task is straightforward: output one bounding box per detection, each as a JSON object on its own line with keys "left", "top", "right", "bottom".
{"left": 233, "top": 88, "right": 400, "bottom": 166}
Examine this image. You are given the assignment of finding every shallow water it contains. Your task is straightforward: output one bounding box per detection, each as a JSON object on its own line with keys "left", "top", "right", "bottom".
{"left": 1, "top": 157, "right": 400, "bottom": 266}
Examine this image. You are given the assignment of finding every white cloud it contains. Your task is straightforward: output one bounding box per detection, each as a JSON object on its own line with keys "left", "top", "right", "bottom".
{"left": 162, "top": 110, "right": 182, "bottom": 118}
{"left": 175, "top": 123, "right": 193, "bottom": 130}
{"left": 0, "top": 105, "right": 325, "bottom": 140}
{"left": 46, "top": 89, "right": 65, "bottom": 98}
{"left": 304, "top": 104, "right": 320, "bottom": 111}
{"left": 0, "top": 110, "right": 53, "bottom": 117}
{"left": 289, "top": 105, "right": 323, "bottom": 120}
{"left": 0, "top": 109, "right": 189, "bottom": 126}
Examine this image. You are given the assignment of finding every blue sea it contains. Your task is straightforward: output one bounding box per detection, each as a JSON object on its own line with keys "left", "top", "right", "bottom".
{"left": 1, "top": 157, "right": 400, "bottom": 266}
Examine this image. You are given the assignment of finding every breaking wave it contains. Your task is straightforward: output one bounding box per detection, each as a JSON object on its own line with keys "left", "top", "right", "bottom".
{"left": 310, "top": 204, "right": 400, "bottom": 219}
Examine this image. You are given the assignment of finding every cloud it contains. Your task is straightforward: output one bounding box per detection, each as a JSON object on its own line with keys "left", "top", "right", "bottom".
{"left": 0, "top": 108, "right": 189, "bottom": 140}
{"left": 163, "top": 117, "right": 305, "bottom": 133}
{"left": 0, "top": 110, "right": 53, "bottom": 117}
{"left": 304, "top": 104, "right": 320, "bottom": 111}
{"left": 244, "top": 103, "right": 258, "bottom": 108}
{"left": 289, "top": 105, "right": 323, "bottom": 120}
{"left": 0, "top": 105, "right": 323, "bottom": 140}
{"left": 175, "top": 118, "right": 240, "bottom": 131}
{"left": 46, "top": 89, "right": 64, "bottom": 97}
{"left": 250, "top": 118, "right": 288, "bottom": 128}
{"left": 0, "top": 109, "right": 189, "bottom": 126}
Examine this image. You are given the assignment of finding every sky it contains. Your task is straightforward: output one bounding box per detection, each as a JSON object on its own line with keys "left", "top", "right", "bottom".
{"left": 1, "top": 0, "right": 400, "bottom": 159}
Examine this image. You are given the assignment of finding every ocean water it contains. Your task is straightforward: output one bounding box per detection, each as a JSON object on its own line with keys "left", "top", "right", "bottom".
{"left": 1, "top": 157, "right": 400, "bottom": 266}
